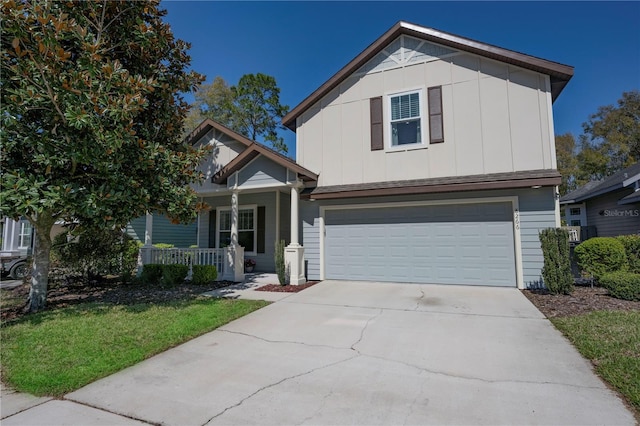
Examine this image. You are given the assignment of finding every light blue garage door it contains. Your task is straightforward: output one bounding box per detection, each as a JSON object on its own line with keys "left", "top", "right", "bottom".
{"left": 325, "top": 202, "right": 516, "bottom": 286}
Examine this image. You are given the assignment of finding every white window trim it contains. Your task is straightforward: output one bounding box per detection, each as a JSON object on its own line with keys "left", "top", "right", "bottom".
{"left": 216, "top": 204, "right": 257, "bottom": 255}
{"left": 18, "top": 221, "right": 32, "bottom": 249}
{"left": 385, "top": 87, "right": 427, "bottom": 152}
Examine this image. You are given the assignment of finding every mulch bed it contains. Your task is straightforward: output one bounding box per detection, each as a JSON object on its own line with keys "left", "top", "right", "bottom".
{"left": 0, "top": 277, "right": 236, "bottom": 323}
{"left": 1, "top": 275, "right": 323, "bottom": 322}
{"left": 523, "top": 285, "right": 640, "bottom": 318}
{"left": 255, "top": 281, "right": 320, "bottom": 293}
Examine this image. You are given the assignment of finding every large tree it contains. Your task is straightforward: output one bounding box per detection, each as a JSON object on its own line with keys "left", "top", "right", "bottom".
{"left": 186, "top": 73, "right": 290, "bottom": 154}
{"left": 579, "top": 90, "right": 639, "bottom": 181}
{"left": 555, "top": 133, "right": 578, "bottom": 195}
{"left": 1, "top": 0, "right": 207, "bottom": 312}
{"left": 556, "top": 90, "right": 640, "bottom": 193}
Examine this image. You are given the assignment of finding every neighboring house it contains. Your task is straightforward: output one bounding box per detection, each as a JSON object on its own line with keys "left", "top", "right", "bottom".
{"left": 560, "top": 162, "right": 640, "bottom": 238}
{"left": 1, "top": 217, "right": 34, "bottom": 257}
{"left": 1, "top": 218, "right": 68, "bottom": 278}
{"left": 139, "top": 21, "right": 574, "bottom": 288}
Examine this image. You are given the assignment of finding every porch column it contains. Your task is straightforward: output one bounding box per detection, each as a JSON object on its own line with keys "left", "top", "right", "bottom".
{"left": 285, "top": 182, "right": 306, "bottom": 284}
{"left": 225, "top": 189, "right": 245, "bottom": 282}
{"left": 138, "top": 212, "right": 154, "bottom": 275}
{"left": 144, "top": 212, "right": 153, "bottom": 247}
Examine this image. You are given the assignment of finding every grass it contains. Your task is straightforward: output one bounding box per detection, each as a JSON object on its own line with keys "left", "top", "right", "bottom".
{"left": 551, "top": 310, "right": 640, "bottom": 414}
{"left": 1, "top": 298, "right": 269, "bottom": 396}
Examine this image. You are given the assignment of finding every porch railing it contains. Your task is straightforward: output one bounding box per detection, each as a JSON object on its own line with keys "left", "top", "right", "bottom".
{"left": 141, "top": 247, "right": 226, "bottom": 277}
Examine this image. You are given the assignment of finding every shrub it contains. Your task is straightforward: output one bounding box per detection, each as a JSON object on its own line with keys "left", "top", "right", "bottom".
{"left": 153, "top": 243, "right": 174, "bottom": 249}
{"left": 52, "top": 228, "right": 138, "bottom": 282}
{"left": 539, "top": 228, "right": 573, "bottom": 294}
{"left": 274, "top": 239, "right": 287, "bottom": 286}
{"left": 161, "top": 264, "right": 189, "bottom": 286}
{"left": 192, "top": 265, "right": 218, "bottom": 285}
{"left": 574, "top": 237, "right": 628, "bottom": 280}
{"left": 599, "top": 271, "right": 640, "bottom": 301}
{"left": 140, "top": 264, "right": 164, "bottom": 284}
{"left": 616, "top": 235, "right": 640, "bottom": 273}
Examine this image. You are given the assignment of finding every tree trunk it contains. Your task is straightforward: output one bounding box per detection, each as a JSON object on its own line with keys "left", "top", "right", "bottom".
{"left": 27, "top": 212, "right": 55, "bottom": 313}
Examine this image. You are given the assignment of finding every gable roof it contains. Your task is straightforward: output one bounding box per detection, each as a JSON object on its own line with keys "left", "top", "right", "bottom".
{"left": 184, "top": 118, "right": 254, "bottom": 148}
{"left": 560, "top": 162, "right": 640, "bottom": 204}
{"left": 184, "top": 118, "right": 318, "bottom": 184}
{"left": 212, "top": 141, "right": 318, "bottom": 184}
{"left": 282, "top": 21, "right": 574, "bottom": 131}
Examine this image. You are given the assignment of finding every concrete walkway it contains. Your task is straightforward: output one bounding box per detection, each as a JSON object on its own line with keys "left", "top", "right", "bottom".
{"left": 2, "top": 280, "right": 635, "bottom": 425}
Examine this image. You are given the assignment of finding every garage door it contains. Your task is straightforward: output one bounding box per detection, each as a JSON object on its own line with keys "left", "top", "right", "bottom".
{"left": 324, "top": 202, "right": 516, "bottom": 286}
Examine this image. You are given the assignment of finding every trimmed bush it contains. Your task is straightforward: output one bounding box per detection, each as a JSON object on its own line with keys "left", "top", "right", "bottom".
{"left": 616, "top": 235, "right": 640, "bottom": 274}
{"left": 140, "top": 264, "right": 164, "bottom": 284}
{"left": 539, "top": 228, "right": 573, "bottom": 294}
{"left": 153, "top": 243, "right": 174, "bottom": 249}
{"left": 274, "top": 239, "right": 287, "bottom": 286}
{"left": 192, "top": 265, "right": 218, "bottom": 285}
{"left": 161, "top": 264, "right": 189, "bottom": 286}
{"left": 574, "top": 237, "right": 628, "bottom": 280}
{"left": 599, "top": 271, "right": 640, "bottom": 301}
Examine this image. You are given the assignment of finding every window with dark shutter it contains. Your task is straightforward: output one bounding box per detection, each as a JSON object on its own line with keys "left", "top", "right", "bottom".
{"left": 428, "top": 86, "right": 444, "bottom": 143}
{"left": 370, "top": 96, "right": 383, "bottom": 151}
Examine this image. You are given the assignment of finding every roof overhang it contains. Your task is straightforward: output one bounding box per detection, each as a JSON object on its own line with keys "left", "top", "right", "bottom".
{"left": 618, "top": 191, "right": 640, "bottom": 205}
{"left": 183, "top": 118, "right": 254, "bottom": 147}
{"left": 304, "top": 169, "right": 561, "bottom": 200}
{"left": 283, "top": 21, "right": 574, "bottom": 131}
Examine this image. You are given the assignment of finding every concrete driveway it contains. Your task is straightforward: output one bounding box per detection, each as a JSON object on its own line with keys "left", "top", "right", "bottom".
{"left": 4, "top": 280, "right": 635, "bottom": 425}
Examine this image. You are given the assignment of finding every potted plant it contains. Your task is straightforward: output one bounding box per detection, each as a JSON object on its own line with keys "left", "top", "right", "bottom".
{"left": 244, "top": 258, "right": 256, "bottom": 273}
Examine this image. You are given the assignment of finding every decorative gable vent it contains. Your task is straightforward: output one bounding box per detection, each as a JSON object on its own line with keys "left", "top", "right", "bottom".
{"left": 356, "top": 35, "right": 457, "bottom": 75}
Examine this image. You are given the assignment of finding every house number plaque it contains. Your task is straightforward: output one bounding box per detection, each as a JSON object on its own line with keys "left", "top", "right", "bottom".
{"left": 514, "top": 209, "right": 520, "bottom": 230}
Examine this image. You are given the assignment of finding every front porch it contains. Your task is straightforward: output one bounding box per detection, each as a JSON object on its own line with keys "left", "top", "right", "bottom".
{"left": 137, "top": 119, "right": 318, "bottom": 283}
{"left": 139, "top": 178, "right": 311, "bottom": 284}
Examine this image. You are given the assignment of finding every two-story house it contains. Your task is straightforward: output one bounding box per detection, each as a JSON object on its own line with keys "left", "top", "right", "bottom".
{"left": 138, "top": 21, "right": 573, "bottom": 288}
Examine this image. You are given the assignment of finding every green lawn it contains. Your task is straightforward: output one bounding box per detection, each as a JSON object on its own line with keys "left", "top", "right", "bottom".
{"left": 552, "top": 310, "right": 640, "bottom": 414}
{"left": 1, "top": 298, "right": 268, "bottom": 396}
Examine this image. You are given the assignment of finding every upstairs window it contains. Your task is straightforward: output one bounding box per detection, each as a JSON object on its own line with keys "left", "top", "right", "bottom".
{"left": 389, "top": 91, "right": 423, "bottom": 147}
{"left": 569, "top": 207, "right": 581, "bottom": 216}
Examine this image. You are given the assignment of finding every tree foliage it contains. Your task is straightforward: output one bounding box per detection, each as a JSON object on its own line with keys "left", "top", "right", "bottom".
{"left": 555, "top": 133, "right": 578, "bottom": 195}
{"left": 558, "top": 90, "right": 639, "bottom": 194}
{"left": 1, "top": 0, "right": 207, "bottom": 311}
{"left": 186, "top": 73, "right": 290, "bottom": 153}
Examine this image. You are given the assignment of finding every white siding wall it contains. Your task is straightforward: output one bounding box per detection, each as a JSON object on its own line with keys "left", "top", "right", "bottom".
{"left": 297, "top": 49, "right": 555, "bottom": 186}
{"left": 192, "top": 129, "right": 247, "bottom": 194}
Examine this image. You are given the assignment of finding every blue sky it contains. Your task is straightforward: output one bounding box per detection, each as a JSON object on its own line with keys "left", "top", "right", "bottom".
{"left": 162, "top": 1, "right": 640, "bottom": 156}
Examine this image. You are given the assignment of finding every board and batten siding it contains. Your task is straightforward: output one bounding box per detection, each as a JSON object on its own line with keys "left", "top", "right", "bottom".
{"left": 126, "top": 214, "right": 197, "bottom": 248}
{"left": 191, "top": 129, "right": 247, "bottom": 194}
{"left": 300, "top": 188, "right": 556, "bottom": 288}
{"left": 231, "top": 155, "right": 289, "bottom": 189}
{"left": 586, "top": 189, "right": 640, "bottom": 237}
{"left": 296, "top": 43, "right": 556, "bottom": 187}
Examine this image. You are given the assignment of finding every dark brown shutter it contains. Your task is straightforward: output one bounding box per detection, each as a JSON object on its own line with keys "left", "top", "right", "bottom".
{"left": 428, "top": 86, "right": 444, "bottom": 143}
{"left": 208, "top": 210, "right": 217, "bottom": 248}
{"left": 257, "top": 206, "right": 266, "bottom": 254}
{"left": 370, "top": 96, "right": 383, "bottom": 151}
